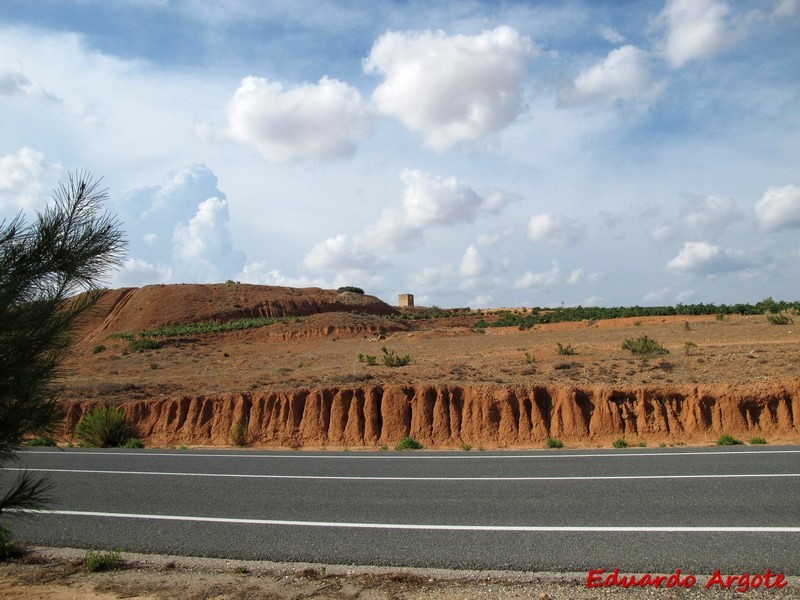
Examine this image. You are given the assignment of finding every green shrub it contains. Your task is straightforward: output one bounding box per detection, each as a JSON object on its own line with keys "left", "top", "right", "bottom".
{"left": 83, "top": 549, "right": 122, "bottom": 572}
{"left": 122, "top": 438, "right": 144, "bottom": 449}
{"left": 612, "top": 438, "right": 628, "bottom": 448}
{"left": 395, "top": 436, "right": 423, "bottom": 450}
{"left": 357, "top": 353, "right": 377, "bottom": 366}
{"left": 92, "top": 344, "right": 106, "bottom": 354}
{"left": 717, "top": 434, "right": 743, "bottom": 446}
{"left": 26, "top": 435, "right": 56, "bottom": 447}
{"left": 716, "top": 313, "right": 725, "bottom": 321}
{"left": 230, "top": 418, "right": 250, "bottom": 446}
{"left": 382, "top": 346, "right": 411, "bottom": 367}
{"left": 622, "top": 335, "right": 668, "bottom": 356}
{"left": 76, "top": 406, "right": 133, "bottom": 448}
{"left": 338, "top": 286, "right": 365, "bottom": 294}
{"left": 556, "top": 342, "right": 575, "bottom": 356}
{"left": 546, "top": 437, "right": 564, "bottom": 448}
{"left": 128, "top": 335, "right": 160, "bottom": 352}
{"left": 749, "top": 436, "right": 767, "bottom": 445}
{"left": 684, "top": 341, "right": 697, "bottom": 355}
{"left": 766, "top": 313, "right": 793, "bottom": 325}
{"left": 524, "top": 352, "right": 535, "bottom": 364}
{"left": 461, "top": 443, "right": 472, "bottom": 451}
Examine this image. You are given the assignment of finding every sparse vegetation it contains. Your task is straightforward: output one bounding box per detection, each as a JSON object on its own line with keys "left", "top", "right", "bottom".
{"left": 622, "top": 335, "right": 669, "bottom": 356}
{"left": 749, "top": 436, "right": 768, "bottom": 445}
{"left": 128, "top": 335, "right": 160, "bottom": 352}
{"left": 556, "top": 342, "right": 575, "bottom": 356}
{"left": 229, "top": 418, "right": 250, "bottom": 446}
{"left": 524, "top": 352, "right": 535, "bottom": 364}
{"left": 716, "top": 313, "right": 725, "bottom": 322}
{"left": 337, "top": 286, "right": 364, "bottom": 294}
{"left": 75, "top": 406, "right": 133, "bottom": 448}
{"left": 26, "top": 435, "right": 56, "bottom": 447}
{"left": 122, "top": 438, "right": 144, "bottom": 449}
{"left": 92, "top": 344, "right": 106, "bottom": 354}
{"left": 382, "top": 346, "right": 411, "bottom": 367}
{"left": 684, "top": 341, "right": 698, "bottom": 355}
{"left": 766, "top": 313, "right": 793, "bottom": 325}
{"left": 612, "top": 438, "right": 629, "bottom": 448}
{"left": 357, "top": 353, "right": 377, "bottom": 366}
{"left": 83, "top": 549, "right": 122, "bottom": 572}
{"left": 546, "top": 437, "right": 564, "bottom": 448}
{"left": 717, "top": 434, "right": 743, "bottom": 446}
{"left": 460, "top": 443, "right": 472, "bottom": 451}
{"left": 395, "top": 436, "right": 423, "bottom": 450}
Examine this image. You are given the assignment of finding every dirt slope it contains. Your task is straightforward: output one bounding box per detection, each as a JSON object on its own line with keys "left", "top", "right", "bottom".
{"left": 56, "top": 284, "right": 800, "bottom": 448}
{"left": 74, "top": 283, "right": 397, "bottom": 342}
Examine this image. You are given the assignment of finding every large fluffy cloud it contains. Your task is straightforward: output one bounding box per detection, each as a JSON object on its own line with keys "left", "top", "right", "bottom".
{"left": 665, "top": 241, "right": 751, "bottom": 274}
{"left": 364, "top": 26, "right": 536, "bottom": 150}
{"left": 655, "top": 0, "right": 740, "bottom": 68}
{"left": 0, "top": 147, "right": 62, "bottom": 212}
{"left": 303, "top": 234, "right": 384, "bottom": 272}
{"left": 528, "top": 213, "right": 585, "bottom": 246}
{"left": 226, "top": 76, "right": 369, "bottom": 162}
{"left": 754, "top": 184, "right": 800, "bottom": 232}
{"left": 361, "top": 169, "right": 512, "bottom": 251}
{"left": 560, "top": 45, "right": 663, "bottom": 109}
{"left": 112, "top": 164, "right": 245, "bottom": 285}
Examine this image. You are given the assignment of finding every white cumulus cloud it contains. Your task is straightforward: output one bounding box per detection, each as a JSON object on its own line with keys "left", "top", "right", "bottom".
{"left": 754, "top": 184, "right": 800, "bottom": 232}
{"left": 665, "top": 241, "right": 750, "bottom": 274}
{"left": 362, "top": 169, "right": 511, "bottom": 251}
{"left": 656, "top": 0, "right": 740, "bottom": 68}
{"left": 528, "top": 213, "right": 585, "bottom": 246}
{"left": 172, "top": 196, "right": 245, "bottom": 283}
{"left": 560, "top": 45, "right": 663, "bottom": 109}
{"left": 514, "top": 262, "right": 560, "bottom": 289}
{"left": 303, "top": 234, "right": 384, "bottom": 272}
{"left": 226, "top": 75, "right": 369, "bottom": 162}
{"left": 364, "top": 26, "right": 537, "bottom": 150}
{"left": 459, "top": 244, "right": 488, "bottom": 278}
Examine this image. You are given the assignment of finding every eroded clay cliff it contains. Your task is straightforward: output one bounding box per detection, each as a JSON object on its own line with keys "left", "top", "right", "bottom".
{"left": 61, "top": 381, "right": 800, "bottom": 448}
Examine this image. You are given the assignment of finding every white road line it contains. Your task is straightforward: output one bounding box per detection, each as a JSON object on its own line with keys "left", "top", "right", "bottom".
{"left": 16, "top": 510, "right": 800, "bottom": 533}
{"left": 17, "top": 449, "right": 800, "bottom": 460}
{"left": 4, "top": 467, "right": 799, "bottom": 482}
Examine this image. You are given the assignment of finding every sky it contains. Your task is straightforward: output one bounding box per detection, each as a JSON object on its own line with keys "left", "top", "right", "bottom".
{"left": 1, "top": 0, "right": 798, "bottom": 309}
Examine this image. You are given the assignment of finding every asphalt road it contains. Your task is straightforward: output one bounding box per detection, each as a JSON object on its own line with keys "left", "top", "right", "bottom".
{"left": 3, "top": 446, "right": 799, "bottom": 574}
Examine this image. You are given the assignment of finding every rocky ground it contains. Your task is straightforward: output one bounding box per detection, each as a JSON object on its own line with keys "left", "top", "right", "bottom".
{"left": 2, "top": 547, "right": 800, "bottom": 599}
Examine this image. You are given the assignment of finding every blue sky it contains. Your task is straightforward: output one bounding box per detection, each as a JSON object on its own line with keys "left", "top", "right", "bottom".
{"left": 1, "top": 0, "right": 798, "bottom": 308}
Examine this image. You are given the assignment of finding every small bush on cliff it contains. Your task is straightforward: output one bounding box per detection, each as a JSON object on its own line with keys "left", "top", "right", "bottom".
{"left": 395, "top": 436, "right": 423, "bottom": 450}
{"left": 612, "top": 438, "right": 628, "bottom": 448}
{"left": 622, "top": 335, "right": 668, "bottom": 356}
{"left": 749, "top": 436, "right": 767, "bottom": 445}
{"left": 717, "top": 434, "right": 743, "bottom": 446}
{"left": 76, "top": 407, "right": 133, "bottom": 448}
{"left": 230, "top": 418, "right": 250, "bottom": 446}
{"left": 382, "top": 346, "right": 411, "bottom": 367}
{"left": 546, "top": 437, "right": 564, "bottom": 448}
{"left": 338, "top": 286, "right": 364, "bottom": 294}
